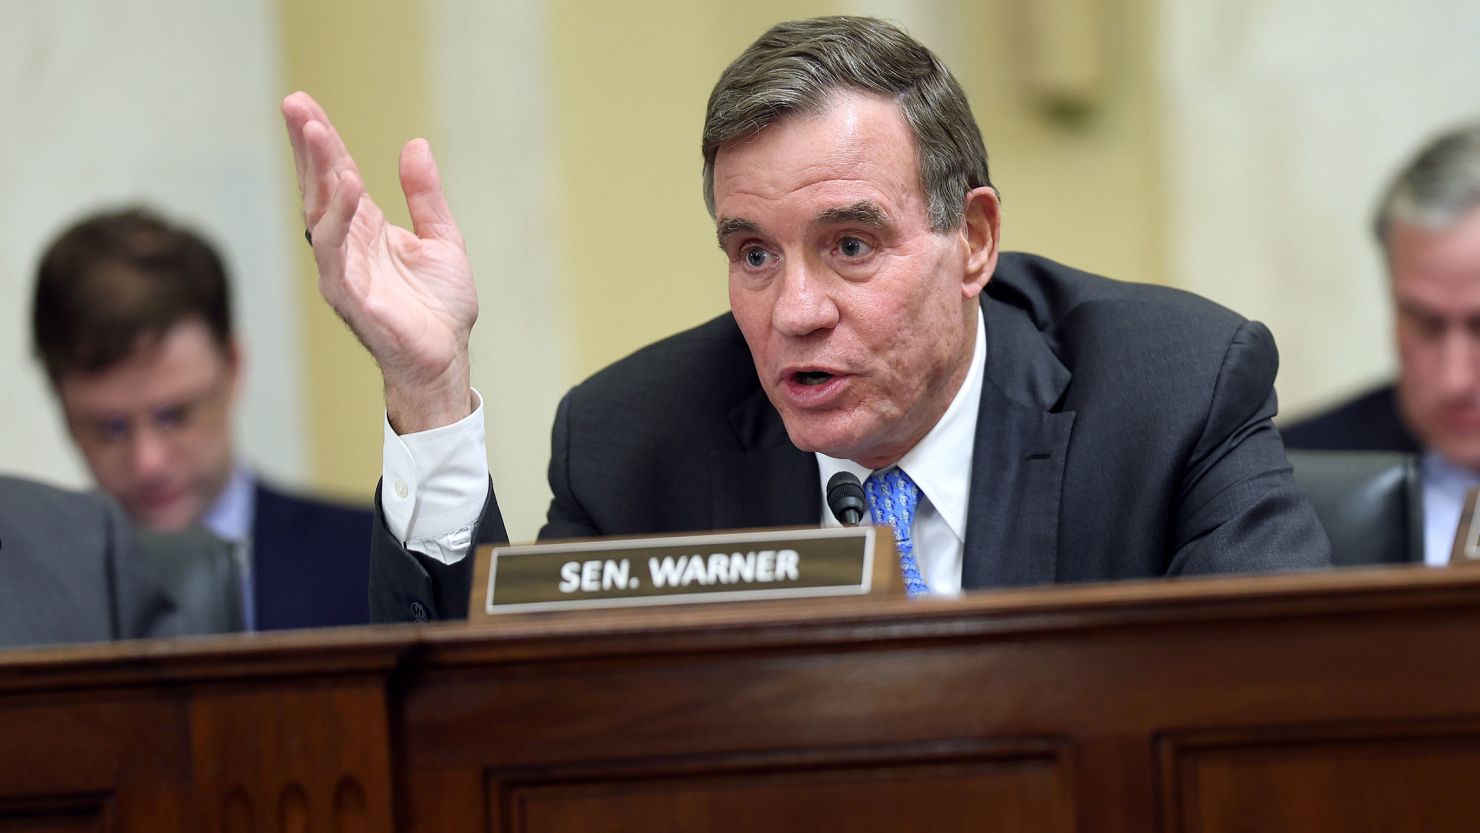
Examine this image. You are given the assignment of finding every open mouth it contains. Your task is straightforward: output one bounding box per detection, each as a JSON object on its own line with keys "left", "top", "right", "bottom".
{"left": 795, "top": 370, "right": 835, "bottom": 386}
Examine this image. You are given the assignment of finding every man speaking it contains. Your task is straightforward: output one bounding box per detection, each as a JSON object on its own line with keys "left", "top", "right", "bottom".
{"left": 282, "top": 16, "right": 1329, "bottom": 622}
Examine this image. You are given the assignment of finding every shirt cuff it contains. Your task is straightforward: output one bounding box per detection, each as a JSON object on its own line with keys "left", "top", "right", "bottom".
{"left": 382, "top": 389, "right": 490, "bottom": 565}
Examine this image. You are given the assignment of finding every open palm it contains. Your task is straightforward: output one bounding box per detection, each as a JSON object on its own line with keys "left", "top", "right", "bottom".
{"left": 283, "top": 92, "right": 477, "bottom": 431}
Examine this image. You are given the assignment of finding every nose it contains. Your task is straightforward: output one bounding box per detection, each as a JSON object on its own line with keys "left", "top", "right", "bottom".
{"left": 127, "top": 427, "right": 174, "bottom": 480}
{"left": 770, "top": 258, "right": 839, "bottom": 337}
{"left": 1435, "top": 329, "right": 1480, "bottom": 401}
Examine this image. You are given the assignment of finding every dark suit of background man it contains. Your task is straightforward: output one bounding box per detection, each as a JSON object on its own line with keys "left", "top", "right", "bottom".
{"left": 282, "top": 15, "right": 1329, "bottom": 623}
{"left": 1284, "top": 123, "right": 1480, "bottom": 566}
{"left": 31, "top": 208, "right": 372, "bottom": 630}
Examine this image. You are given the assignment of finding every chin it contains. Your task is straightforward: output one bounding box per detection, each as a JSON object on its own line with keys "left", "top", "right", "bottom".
{"left": 784, "top": 422, "right": 900, "bottom": 467}
{"left": 782, "top": 428, "right": 836, "bottom": 456}
{"left": 779, "top": 417, "right": 857, "bottom": 458}
{"left": 145, "top": 517, "right": 191, "bottom": 533}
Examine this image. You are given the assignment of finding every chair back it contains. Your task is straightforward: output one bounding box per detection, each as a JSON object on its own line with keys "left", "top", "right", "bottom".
{"left": 136, "top": 529, "right": 246, "bottom": 635}
{"left": 1286, "top": 449, "right": 1423, "bottom": 567}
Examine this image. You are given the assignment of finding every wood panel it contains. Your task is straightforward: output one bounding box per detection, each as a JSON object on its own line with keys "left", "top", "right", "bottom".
{"left": 0, "top": 698, "right": 187, "bottom": 831}
{"left": 1162, "top": 721, "right": 1480, "bottom": 832}
{"left": 393, "top": 566, "right": 1480, "bottom": 833}
{"left": 0, "top": 793, "right": 111, "bottom": 833}
{"left": 189, "top": 678, "right": 393, "bottom": 833}
{"left": 498, "top": 746, "right": 1071, "bottom": 833}
{"left": 0, "top": 629, "right": 404, "bottom": 833}
{"left": 10, "top": 567, "right": 1480, "bottom": 830}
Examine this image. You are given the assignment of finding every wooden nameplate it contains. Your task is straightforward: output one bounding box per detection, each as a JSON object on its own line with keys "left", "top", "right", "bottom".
{"left": 468, "top": 526, "right": 901, "bottom": 618}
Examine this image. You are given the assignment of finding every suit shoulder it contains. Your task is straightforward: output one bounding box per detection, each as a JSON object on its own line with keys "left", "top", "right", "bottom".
{"left": 991, "top": 253, "right": 1262, "bottom": 388}
{"left": 0, "top": 474, "right": 99, "bottom": 506}
{"left": 0, "top": 476, "right": 117, "bottom": 584}
{"left": 992, "top": 251, "right": 1249, "bottom": 336}
{"left": 0, "top": 475, "right": 110, "bottom": 530}
{"left": 1281, "top": 384, "right": 1416, "bottom": 452}
{"left": 253, "top": 480, "right": 375, "bottom": 540}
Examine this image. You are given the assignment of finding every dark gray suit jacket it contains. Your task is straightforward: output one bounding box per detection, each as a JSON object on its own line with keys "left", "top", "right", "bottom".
{"left": 371, "top": 253, "right": 1331, "bottom": 622}
{"left": 0, "top": 475, "right": 183, "bottom": 649}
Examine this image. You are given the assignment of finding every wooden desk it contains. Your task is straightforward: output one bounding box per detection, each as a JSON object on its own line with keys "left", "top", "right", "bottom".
{"left": 3, "top": 565, "right": 1479, "bottom": 832}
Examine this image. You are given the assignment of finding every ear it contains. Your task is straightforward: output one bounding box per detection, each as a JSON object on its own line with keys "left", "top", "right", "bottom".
{"left": 223, "top": 336, "right": 245, "bottom": 402}
{"left": 959, "top": 186, "right": 1001, "bottom": 299}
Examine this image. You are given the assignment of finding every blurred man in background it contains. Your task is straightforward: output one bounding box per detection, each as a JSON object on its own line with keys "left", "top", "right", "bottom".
{"left": 1284, "top": 123, "right": 1480, "bottom": 565}
{"left": 32, "top": 208, "right": 372, "bottom": 630}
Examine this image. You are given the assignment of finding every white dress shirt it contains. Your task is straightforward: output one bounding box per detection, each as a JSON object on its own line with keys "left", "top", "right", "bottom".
{"left": 381, "top": 391, "right": 490, "bottom": 565}
{"left": 1421, "top": 452, "right": 1480, "bottom": 566}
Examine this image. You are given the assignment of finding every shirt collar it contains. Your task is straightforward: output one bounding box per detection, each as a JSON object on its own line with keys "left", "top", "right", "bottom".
{"left": 1422, "top": 451, "right": 1480, "bottom": 494}
{"left": 201, "top": 465, "right": 256, "bottom": 542}
{"left": 816, "top": 306, "right": 987, "bottom": 538}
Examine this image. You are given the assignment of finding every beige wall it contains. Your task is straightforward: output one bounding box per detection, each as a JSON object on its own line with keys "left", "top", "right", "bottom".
{"left": 953, "top": 0, "right": 1165, "bottom": 284}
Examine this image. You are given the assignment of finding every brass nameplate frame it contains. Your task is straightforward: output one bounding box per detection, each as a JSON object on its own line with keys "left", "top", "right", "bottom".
{"left": 1450, "top": 486, "right": 1480, "bottom": 566}
{"left": 469, "top": 526, "right": 899, "bottom": 617}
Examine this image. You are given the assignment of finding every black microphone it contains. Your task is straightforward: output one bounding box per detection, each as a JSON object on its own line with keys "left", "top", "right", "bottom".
{"left": 826, "top": 471, "right": 867, "bottom": 527}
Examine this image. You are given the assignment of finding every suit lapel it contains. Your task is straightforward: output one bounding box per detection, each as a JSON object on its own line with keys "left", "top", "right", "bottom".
{"left": 962, "top": 297, "right": 1076, "bottom": 589}
{"left": 713, "top": 387, "right": 820, "bottom": 530}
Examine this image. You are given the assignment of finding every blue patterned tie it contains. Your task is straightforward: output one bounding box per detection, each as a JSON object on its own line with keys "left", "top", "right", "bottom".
{"left": 864, "top": 468, "right": 930, "bottom": 597}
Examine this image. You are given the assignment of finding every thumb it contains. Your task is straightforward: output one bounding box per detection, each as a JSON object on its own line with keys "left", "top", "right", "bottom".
{"left": 399, "top": 138, "right": 463, "bottom": 246}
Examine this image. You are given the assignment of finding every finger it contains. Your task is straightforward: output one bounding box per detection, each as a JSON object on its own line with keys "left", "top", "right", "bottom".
{"left": 312, "top": 169, "right": 367, "bottom": 259}
{"left": 311, "top": 170, "right": 366, "bottom": 311}
{"left": 300, "top": 119, "right": 355, "bottom": 229}
{"left": 399, "top": 139, "right": 464, "bottom": 246}
{"left": 281, "top": 94, "right": 308, "bottom": 188}
{"left": 285, "top": 93, "right": 363, "bottom": 229}
{"left": 280, "top": 92, "right": 316, "bottom": 196}
{"left": 292, "top": 93, "right": 360, "bottom": 183}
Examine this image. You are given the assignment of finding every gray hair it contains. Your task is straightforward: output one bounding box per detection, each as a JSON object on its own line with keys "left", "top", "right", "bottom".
{"left": 1375, "top": 122, "right": 1480, "bottom": 245}
{"left": 701, "top": 16, "right": 993, "bottom": 234}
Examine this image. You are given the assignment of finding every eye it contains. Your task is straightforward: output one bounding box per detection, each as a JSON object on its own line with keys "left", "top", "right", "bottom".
{"left": 741, "top": 245, "right": 775, "bottom": 270}
{"left": 96, "top": 417, "right": 131, "bottom": 444}
{"left": 153, "top": 404, "right": 189, "bottom": 432}
{"left": 1398, "top": 304, "right": 1444, "bottom": 341}
{"left": 1409, "top": 313, "right": 1445, "bottom": 341}
{"left": 835, "top": 236, "right": 874, "bottom": 259}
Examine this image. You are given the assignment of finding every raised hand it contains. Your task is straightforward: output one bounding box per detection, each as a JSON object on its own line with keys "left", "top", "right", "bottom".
{"left": 281, "top": 91, "right": 478, "bottom": 433}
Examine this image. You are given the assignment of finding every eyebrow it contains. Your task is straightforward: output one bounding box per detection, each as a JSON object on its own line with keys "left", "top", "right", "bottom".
{"left": 716, "top": 201, "right": 889, "bottom": 249}
{"left": 814, "top": 201, "right": 888, "bottom": 228}
{"left": 716, "top": 217, "right": 760, "bottom": 249}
